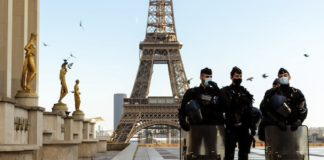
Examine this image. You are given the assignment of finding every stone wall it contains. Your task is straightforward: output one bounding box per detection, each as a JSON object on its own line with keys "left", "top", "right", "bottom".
{"left": 0, "top": 97, "right": 105, "bottom": 160}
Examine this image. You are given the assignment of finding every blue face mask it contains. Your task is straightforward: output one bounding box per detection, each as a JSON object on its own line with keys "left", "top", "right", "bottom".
{"left": 204, "top": 77, "right": 212, "bottom": 86}
{"left": 279, "top": 77, "right": 289, "bottom": 85}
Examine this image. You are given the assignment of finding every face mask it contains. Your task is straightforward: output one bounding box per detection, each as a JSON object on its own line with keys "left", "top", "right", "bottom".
{"left": 279, "top": 77, "right": 289, "bottom": 85}
{"left": 204, "top": 77, "right": 212, "bottom": 86}
{"left": 233, "top": 79, "right": 242, "bottom": 85}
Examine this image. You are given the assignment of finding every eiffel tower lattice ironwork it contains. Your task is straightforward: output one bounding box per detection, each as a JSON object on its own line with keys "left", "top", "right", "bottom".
{"left": 112, "top": 0, "right": 189, "bottom": 143}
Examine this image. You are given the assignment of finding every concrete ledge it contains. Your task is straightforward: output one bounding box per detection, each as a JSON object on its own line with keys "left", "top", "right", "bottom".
{"left": 107, "top": 143, "right": 130, "bottom": 151}
{"left": 14, "top": 103, "right": 30, "bottom": 110}
{"left": 112, "top": 143, "right": 138, "bottom": 160}
{"left": 43, "top": 130, "right": 55, "bottom": 133}
{"left": 13, "top": 104, "right": 45, "bottom": 111}
{"left": 81, "top": 139, "right": 98, "bottom": 143}
{"left": 0, "top": 97, "right": 16, "bottom": 104}
{"left": 28, "top": 106, "right": 45, "bottom": 111}
{"left": 43, "top": 140, "right": 81, "bottom": 145}
{"left": 0, "top": 144, "right": 39, "bottom": 152}
{"left": 64, "top": 116, "right": 74, "bottom": 119}
{"left": 43, "top": 141, "right": 79, "bottom": 160}
{"left": 78, "top": 140, "right": 98, "bottom": 158}
{"left": 0, "top": 150, "right": 34, "bottom": 160}
{"left": 43, "top": 111, "right": 63, "bottom": 116}
{"left": 97, "top": 139, "right": 108, "bottom": 153}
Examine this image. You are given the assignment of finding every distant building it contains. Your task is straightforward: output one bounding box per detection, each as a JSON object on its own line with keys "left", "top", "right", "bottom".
{"left": 114, "top": 93, "right": 127, "bottom": 130}
{"left": 97, "top": 125, "right": 104, "bottom": 132}
{"left": 308, "top": 127, "right": 324, "bottom": 143}
{"left": 96, "top": 130, "right": 111, "bottom": 139}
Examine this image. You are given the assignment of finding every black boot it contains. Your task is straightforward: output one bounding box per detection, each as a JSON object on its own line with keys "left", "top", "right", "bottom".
{"left": 238, "top": 153, "right": 248, "bottom": 160}
{"left": 224, "top": 153, "right": 235, "bottom": 160}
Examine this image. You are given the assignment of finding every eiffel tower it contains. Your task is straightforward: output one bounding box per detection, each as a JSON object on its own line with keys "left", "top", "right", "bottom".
{"left": 112, "top": 0, "right": 189, "bottom": 143}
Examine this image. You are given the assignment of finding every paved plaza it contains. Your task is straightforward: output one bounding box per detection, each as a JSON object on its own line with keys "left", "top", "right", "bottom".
{"left": 78, "top": 151, "right": 120, "bottom": 160}
{"left": 133, "top": 146, "right": 324, "bottom": 160}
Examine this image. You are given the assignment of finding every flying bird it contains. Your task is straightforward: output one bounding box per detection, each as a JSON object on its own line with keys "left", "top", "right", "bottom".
{"left": 67, "top": 63, "right": 74, "bottom": 69}
{"left": 70, "top": 53, "right": 77, "bottom": 58}
{"left": 262, "top": 74, "right": 268, "bottom": 78}
{"left": 246, "top": 77, "right": 253, "bottom": 81}
{"left": 187, "top": 78, "right": 193, "bottom": 84}
{"left": 70, "top": 91, "right": 75, "bottom": 93}
{"left": 80, "top": 20, "right": 84, "bottom": 30}
{"left": 63, "top": 56, "right": 70, "bottom": 62}
{"left": 304, "top": 54, "right": 309, "bottom": 57}
{"left": 43, "top": 42, "right": 48, "bottom": 46}
{"left": 63, "top": 58, "right": 69, "bottom": 63}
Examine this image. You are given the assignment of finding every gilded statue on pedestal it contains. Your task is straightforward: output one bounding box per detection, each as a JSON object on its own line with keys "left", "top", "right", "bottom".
{"left": 20, "top": 33, "right": 37, "bottom": 93}
{"left": 74, "top": 79, "right": 81, "bottom": 111}
{"left": 58, "top": 61, "right": 68, "bottom": 103}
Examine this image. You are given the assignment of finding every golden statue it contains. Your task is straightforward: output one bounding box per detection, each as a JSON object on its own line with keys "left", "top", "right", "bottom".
{"left": 74, "top": 79, "right": 81, "bottom": 111}
{"left": 20, "top": 33, "right": 37, "bottom": 93}
{"left": 58, "top": 62, "right": 68, "bottom": 103}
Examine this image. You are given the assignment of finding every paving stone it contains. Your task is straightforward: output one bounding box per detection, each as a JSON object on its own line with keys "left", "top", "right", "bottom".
{"left": 134, "top": 146, "right": 324, "bottom": 160}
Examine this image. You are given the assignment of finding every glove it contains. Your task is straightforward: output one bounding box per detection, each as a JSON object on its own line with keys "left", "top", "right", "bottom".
{"left": 180, "top": 122, "right": 190, "bottom": 131}
{"left": 291, "top": 120, "right": 301, "bottom": 131}
{"left": 208, "top": 81, "right": 219, "bottom": 90}
{"left": 277, "top": 121, "right": 287, "bottom": 131}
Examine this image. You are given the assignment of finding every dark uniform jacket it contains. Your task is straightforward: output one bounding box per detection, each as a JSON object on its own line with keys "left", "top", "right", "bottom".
{"left": 222, "top": 84, "right": 254, "bottom": 130}
{"left": 260, "top": 84, "right": 308, "bottom": 124}
{"left": 179, "top": 84, "right": 229, "bottom": 125}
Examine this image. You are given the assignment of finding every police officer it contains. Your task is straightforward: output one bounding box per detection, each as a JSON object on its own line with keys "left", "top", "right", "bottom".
{"left": 178, "top": 68, "right": 229, "bottom": 153}
{"left": 258, "top": 68, "right": 308, "bottom": 140}
{"left": 272, "top": 78, "right": 280, "bottom": 88}
{"left": 258, "top": 78, "right": 280, "bottom": 141}
{"left": 179, "top": 67, "right": 229, "bottom": 129}
{"left": 222, "top": 66, "right": 254, "bottom": 160}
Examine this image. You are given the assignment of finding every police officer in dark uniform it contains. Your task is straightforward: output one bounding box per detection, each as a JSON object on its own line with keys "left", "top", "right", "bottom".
{"left": 272, "top": 78, "right": 280, "bottom": 88}
{"left": 257, "top": 78, "right": 279, "bottom": 141}
{"left": 222, "top": 66, "right": 255, "bottom": 160}
{"left": 178, "top": 67, "right": 229, "bottom": 153}
{"left": 258, "top": 68, "right": 308, "bottom": 141}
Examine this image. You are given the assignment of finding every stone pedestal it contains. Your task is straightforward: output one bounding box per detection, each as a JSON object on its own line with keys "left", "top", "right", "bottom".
{"left": 78, "top": 139, "right": 98, "bottom": 158}
{"left": 0, "top": 144, "right": 39, "bottom": 160}
{"left": 42, "top": 140, "right": 80, "bottom": 160}
{"left": 15, "top": 92, "right": 38, "bottom": 106}
{"left": 83, "top": 121, "right": 90, "bottom": 139}
{"left": 52, "top": 103, "right": 68, "bottom": 116}
{"left": 72, "top": 110, "right": 84, "bottom": 121}
{"left": 97, "top": 139, "right": 108, "bottom": 153}
{"left": 72, "top": 120, "right": 83, "bottom": 140}
{"left": 28, "top": 106, "right": 44, "bottom": 146}
{"left": 64, "top": 117, "right": 74, "bottom": 141}
{"left": 0, "top": 97, "right": 16, "bottom": 144}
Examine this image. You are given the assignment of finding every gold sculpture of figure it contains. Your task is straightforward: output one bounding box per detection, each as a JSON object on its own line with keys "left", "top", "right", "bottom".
{"left": 20, "top": 33, "right": 37, "bottom": 92}
{"left": 74, "top": 79, "right": 81, "bottom": 111}
{"left": 58, "top": 62, "right": 68, "bottom": 103}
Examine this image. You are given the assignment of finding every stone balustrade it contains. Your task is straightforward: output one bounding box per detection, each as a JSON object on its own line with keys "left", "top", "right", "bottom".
{"left": 0, "top": 96, "right": 107, "bottom": 160}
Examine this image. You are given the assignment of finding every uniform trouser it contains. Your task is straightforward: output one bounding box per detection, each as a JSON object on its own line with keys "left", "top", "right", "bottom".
{"left": 191, "top": 126, "right": 217, "bottom": 155}
{"left": 258, "top": 122, "right": 266, "bottom": 141}
{"left": 225, "top": 127, "right": 251, "bottom": 160}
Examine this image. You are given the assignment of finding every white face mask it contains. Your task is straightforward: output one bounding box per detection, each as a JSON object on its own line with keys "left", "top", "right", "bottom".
{"left": 204, "top": 77, "right": 212, "bottom": 86}
{"left": 279, "top": 77, "right": 289, "bottom": 85}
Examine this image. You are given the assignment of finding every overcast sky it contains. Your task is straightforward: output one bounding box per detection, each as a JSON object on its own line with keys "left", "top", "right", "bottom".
{"left": 39, "top": 0, "right": 324, "bottom": 130}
